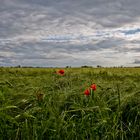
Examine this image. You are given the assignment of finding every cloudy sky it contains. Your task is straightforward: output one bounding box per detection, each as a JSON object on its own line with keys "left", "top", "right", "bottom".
{"left": 0, "top": 0, "right": 140, "bottom": 67}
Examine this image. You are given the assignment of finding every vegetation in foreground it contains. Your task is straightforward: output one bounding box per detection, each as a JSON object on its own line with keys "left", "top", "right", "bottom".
{"left": 0, "top": 67, "right": 140, "bottom": 140}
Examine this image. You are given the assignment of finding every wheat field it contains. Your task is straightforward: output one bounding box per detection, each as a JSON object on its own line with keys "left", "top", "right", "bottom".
{"left": 0, "top": 67, "right": 140, "bottom": 140}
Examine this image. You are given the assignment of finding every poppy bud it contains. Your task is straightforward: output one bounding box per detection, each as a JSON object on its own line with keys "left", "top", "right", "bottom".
{"left": 36, "top": 91, "right": 44, "bottom": 101}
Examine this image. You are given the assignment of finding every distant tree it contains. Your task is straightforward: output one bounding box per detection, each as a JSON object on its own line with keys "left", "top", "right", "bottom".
{"left": 97, "top": 65, "right": 102, "bottom": 68}
{"left": 16, "top": 65, "right": 21, "bottom": 68}
{"left": 66, "top": 66, "right": 71, "bottom": 68}
{"left": 81, "top": 65, "right": 92, "bottom": 68}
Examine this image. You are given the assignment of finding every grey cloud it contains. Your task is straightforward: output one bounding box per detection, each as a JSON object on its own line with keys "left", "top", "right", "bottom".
{"left": 1, "top": 37, "right": 124, "bottom": 53}
{"left": 134, "top": 59, "right": 140, "bottom": 64}
{"left": 130, "top": 48, "right": 140, "bottom": 52}
{"left": 1, "top": 33, "right": 140, "bottom": 64}
{"left": 1, "top": 0, "right": 140, "bottom": 37}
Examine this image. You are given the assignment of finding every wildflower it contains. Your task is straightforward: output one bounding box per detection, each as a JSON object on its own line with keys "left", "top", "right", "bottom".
{"left": 84, "top": 89, "right": 90, "bottom": 96}
{"left": 57, "top": 69, "right": 65, "bottom": 75}
{"left": 90, "top": 84, "right": 96, "bottom": 91}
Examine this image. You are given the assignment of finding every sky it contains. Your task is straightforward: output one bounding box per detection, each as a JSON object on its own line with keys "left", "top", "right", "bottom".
{"left": 0, "top": 0, "right": 140, "bottom": 67}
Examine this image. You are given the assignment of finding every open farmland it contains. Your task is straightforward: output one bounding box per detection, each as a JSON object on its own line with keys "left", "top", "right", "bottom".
{"left": 0, "top": 67, "right": 140, "bottom": 140}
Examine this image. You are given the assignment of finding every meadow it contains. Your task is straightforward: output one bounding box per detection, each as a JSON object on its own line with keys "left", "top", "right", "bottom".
{"left": 0, "top": 67, "right": 140, "bottom": 140}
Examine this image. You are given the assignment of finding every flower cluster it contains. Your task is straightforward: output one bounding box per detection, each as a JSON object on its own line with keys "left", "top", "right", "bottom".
{"left": 55, "top": 69, "right": 97, "bottom": 97}
{"left": 84, "top": 84, "right": 96, "bottom": 96}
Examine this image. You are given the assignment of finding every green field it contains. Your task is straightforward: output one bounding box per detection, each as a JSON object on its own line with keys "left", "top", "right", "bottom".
{"left": 0, "top": 67, "right": 140, "bottom": 140}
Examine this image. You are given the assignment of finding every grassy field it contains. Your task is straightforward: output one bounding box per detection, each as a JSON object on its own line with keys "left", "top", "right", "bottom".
{"left": 0, "top": 67, "right": 140, "bottom": 140}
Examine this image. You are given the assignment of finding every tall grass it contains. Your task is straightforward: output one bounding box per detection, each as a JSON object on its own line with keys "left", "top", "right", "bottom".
{"left": 0, "top": 67, "right": 140, "bottom": 139}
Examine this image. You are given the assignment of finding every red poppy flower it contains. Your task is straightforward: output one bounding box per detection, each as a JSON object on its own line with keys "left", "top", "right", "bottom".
{"left": 57, "top": 69, "right": 65, "bottom": 75}
{"left": 84, "top": 89, "right": 90, "bottom": 96}
{"left": 90, "top": 84, "right": 96, "bottom": 91}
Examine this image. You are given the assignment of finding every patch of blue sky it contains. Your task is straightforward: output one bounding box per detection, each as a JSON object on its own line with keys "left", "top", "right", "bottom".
{"left": 121, "top": 28, "right": 140, "bottom": 35}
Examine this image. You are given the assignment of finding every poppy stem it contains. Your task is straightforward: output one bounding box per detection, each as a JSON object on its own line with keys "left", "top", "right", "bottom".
{"left": 90, "top": 88, "right": 94, "bottom": 100}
